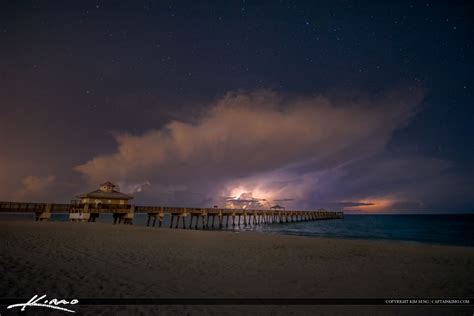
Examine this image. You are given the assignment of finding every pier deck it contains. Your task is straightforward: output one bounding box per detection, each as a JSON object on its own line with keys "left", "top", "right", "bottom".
{"left": 0, "top": 201, "right": 344, "bottom": 228}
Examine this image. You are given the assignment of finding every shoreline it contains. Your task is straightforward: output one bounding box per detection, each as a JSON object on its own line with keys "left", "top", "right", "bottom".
{"left": 250, "top": 228, "right": 474, "bottom": 249}
{"left": 1, "top": 214, "right": 473, "bottom": 248}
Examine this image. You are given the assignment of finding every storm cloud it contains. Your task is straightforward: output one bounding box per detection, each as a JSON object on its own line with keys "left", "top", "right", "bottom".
{"left": 74, "top": 89, "right": 435, "bottom": 210}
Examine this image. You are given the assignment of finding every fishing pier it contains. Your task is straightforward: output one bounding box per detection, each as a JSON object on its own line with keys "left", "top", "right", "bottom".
{"left": 0, "top": 201, "right": 343, "bottom": 229}
{"left": 0, "top": 182, "right": 343, "bottom": 229}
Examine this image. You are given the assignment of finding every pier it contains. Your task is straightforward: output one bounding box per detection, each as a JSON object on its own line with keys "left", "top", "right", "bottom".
{"left": 0, "top": 201, "right": 344, "bottom": 229}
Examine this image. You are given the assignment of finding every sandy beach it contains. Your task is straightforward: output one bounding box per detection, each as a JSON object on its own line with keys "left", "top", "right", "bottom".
{"left": 1, "top": 221, "right": 473, "bottom": 315}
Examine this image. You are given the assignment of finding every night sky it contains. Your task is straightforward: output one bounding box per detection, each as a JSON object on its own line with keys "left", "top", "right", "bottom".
{"left": 1, "top": 0, "right": 473, "bottom": 213}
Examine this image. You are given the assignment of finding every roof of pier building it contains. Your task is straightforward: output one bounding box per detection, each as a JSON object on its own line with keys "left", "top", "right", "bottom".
{"left": 78, "top": 182, "right": 133, "bottom": 200}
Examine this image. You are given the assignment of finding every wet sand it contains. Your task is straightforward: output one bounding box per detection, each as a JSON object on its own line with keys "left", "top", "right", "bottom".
{"left": 0, "top": 221, "right": 473, "bottom": 315}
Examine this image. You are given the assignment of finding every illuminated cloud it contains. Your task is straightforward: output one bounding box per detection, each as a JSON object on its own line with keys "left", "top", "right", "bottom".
{"left": 75, "top": 89, "right": 425, "bottom": 210}
{"left": 18, "top": 175, "right": 56, "bottom": 201}
{"left": 343, "top": 198, "right": 396, "bottom": 213}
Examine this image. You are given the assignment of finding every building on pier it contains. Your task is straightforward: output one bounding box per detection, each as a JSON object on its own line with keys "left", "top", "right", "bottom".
{"left": 70, "top": 182, "right": 134, "bottom": 223}
{"left": 78, "top": 181, "right": 133, "bottom": 205}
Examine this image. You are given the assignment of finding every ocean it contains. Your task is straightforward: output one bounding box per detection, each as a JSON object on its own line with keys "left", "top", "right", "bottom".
{"left": 246, "top": 214, "right": 474, "bottom": 247}
{"left": 2, "top": 213, "right": 473, "bottom": 247}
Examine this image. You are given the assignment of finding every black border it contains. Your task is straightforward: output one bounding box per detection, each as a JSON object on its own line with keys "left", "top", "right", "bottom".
{"left": 1, "top": 298, "right": 472, "bottom": 306}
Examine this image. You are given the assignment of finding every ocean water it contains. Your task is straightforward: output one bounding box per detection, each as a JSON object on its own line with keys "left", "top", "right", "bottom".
{"left": 2, "top": 213, "right": 473, "bottom": 247}
{"left": 246, "top": 214, "right": 474, "bottom": 247}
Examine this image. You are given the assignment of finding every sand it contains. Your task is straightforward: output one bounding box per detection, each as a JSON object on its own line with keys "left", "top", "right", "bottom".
{"left": 0, "top": 221, "right": 473, "bottom": 315}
